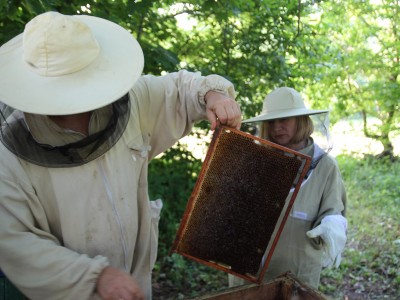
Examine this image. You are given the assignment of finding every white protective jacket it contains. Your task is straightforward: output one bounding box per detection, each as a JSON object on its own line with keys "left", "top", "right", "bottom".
{"left": 0, "top": 70, "right": 235, "bottom": 300}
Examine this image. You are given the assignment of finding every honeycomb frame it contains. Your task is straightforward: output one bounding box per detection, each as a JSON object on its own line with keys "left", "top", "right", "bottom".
{"left": 171, "top": 126, "right": 312, "bottom": 283}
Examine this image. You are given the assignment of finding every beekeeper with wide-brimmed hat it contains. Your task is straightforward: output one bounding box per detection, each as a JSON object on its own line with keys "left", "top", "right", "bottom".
{"left": 0, "top": 11, "right": 241, "bottom": 300}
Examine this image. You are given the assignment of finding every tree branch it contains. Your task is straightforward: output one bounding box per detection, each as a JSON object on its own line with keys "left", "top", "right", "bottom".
{"left": 362, "top": 110, "right": 381, "bottom": 139}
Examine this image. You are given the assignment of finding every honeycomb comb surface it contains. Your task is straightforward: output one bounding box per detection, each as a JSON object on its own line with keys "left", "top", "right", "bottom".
{"left": 172, "top": 127, "right": 310, "bottom": 280}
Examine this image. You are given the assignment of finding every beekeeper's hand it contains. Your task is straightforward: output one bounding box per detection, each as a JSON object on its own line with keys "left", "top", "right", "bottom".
{"left": 306, "top": 215, "right": 347, "bottom": 268}
{"left": 96, "top": 266, "right": 145, "bottom": 300}
{"left": 205, "top": 90, "right": 241, "bottom": 131}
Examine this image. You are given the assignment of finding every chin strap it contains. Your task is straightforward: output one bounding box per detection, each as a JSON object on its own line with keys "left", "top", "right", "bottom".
{"left": 304, "top": 143, "right": 327, "bottom": 180}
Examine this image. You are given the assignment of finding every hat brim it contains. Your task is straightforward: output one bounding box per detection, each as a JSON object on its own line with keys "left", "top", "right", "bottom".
{"left": 0, "top": 15, "right": 144, "bottom": 115}
{"left": 243, "top": 108, "right": 329, "bottom": 123}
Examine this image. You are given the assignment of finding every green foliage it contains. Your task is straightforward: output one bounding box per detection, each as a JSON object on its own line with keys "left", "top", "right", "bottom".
{"left": 1, "top": 2, "right": 399, "bottom": 296}
{"left": 319, "top": 155, "right": 400, "bottom": 299}
{"left": 152, "top": 254, "right": 227, "bottom": 299}
{"left": 151, "top": 153, "right": 400, "bottom": 299}
{"left": 169, "top": 0, "right": 310, "bottom": 118}
{"left": 148, "top": 141, "right": 203, "bottom": 257}
{"left": 0, "top": 0, "right": 80, "bottom": 43}
{"left": 149, "top": 140, "right": 230, "bottom": 298}
{"left": 1, "top": 0, "right": 398, "bottom": 158}
{"left": 292, "top": 0, "right": 400, "bottom": 157}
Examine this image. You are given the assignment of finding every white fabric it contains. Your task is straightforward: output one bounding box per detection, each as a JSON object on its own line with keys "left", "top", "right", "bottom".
{"left": 0, "top": 70, "right": 235, "bottom": 300}
{"left": 306, "top": 214, "right": 347, "bottom": 268}
{"left": 23, "top": 12, "right": 100, "bottom": 76}
{"left": 243, "top": 87, "right": 328, "bottom": 123}
{"left": 24, "top": 104, "right": 113, "bottom": 146}
{"left": 0, "top": 12, "right": 144, "bottom": 115}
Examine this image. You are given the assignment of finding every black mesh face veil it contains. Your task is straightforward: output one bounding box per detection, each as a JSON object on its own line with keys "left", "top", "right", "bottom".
{"left": 0, "top": 94, "right": 130, "bottom": 168}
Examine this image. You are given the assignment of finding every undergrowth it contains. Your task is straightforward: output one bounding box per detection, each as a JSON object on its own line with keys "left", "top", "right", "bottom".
{"left": 318, "top": 155, "right": 400, "bottom": 300}
{"left": 150, "top": 153, "right": 400, "bottom": 300}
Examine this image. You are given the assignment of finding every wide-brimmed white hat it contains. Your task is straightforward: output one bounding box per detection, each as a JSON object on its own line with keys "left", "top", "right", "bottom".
{"left": 0, "top": 11, "right": 144, "bottom": 115}
{"left": 243, "top": 87, "right": 329, "bottom": 123}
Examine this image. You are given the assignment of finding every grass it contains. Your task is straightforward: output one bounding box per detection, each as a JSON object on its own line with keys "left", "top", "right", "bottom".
{"left": 152, "top": 155, "right": 400, "bottom": 300}
{"left": 152, "top": 118, "right": 400, "bottom": 299}
{"left": 318, "top": 155, "right": 400, "bottom": 300}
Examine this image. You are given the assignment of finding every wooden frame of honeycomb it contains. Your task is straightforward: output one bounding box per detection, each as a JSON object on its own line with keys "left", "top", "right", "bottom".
{"left": 171, "top": 126, "right": 312, "bottom": 283}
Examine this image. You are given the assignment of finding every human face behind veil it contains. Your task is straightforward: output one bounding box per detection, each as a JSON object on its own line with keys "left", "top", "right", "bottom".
{"left": 0, "top": 94, "right": 130, "bottom": 167}
{"left": 266, "top": 117, "right": 306, "bottom": 151}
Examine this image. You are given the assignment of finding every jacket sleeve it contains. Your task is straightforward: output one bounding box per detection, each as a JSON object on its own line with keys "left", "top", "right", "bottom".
{"left": 310, "top": 155, "right": 347, "bottom": 249}
{"left": 130, "top": 70, "right": 236, "bottom": 159}
{"left": 0, "top": 159, "right": 109, "bottom": 300}
{"left": 316, "top": 155, "right": 347, "bottom": 220}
